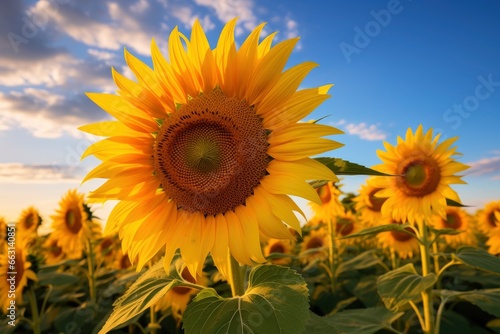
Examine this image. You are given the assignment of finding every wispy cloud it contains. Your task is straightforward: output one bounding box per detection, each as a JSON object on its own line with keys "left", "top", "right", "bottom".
{"left": 467, "top": 154, "right": 500, "bottom": 180}
{"left": 0, "top": 162, "right": 83, "bottom": 184}
{"left": 331, "top": 120, "right": 387, "bottom": 141}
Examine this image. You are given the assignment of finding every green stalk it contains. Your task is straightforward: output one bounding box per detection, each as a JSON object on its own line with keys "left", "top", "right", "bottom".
{"left": 28, "top": 285, "right": 41, "bottom": 334}
{"left": 85, "top": 239, "right": 97, "bottom": 304}
{"left": 432, "top": 241, "right": 442, "bottom": 289}
{"left": 147, "top": 307, "right": 161, "bottom": 334}
{"left": 417, "top": 220, "right": 434, "bottom": 334}
{"left": 326, "top": 218, "right": 338, "bottom": 292}
{"left": 228, "top": 254, "right": 246, "bottom": 296}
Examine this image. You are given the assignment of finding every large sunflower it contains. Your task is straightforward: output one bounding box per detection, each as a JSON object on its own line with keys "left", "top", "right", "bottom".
{"left": 477, "top": 200, "right": 500, "bottom": 236}
{"left": 0, "top": 239, "right": 37, "bottom": 313}
{"left": 431, "top": 206, "right": 476, "bottom": 249}
{"left": 81, "top": 19, "right": 342, "bottom": 276}
{"left": 16, "top": 206, "right": 41, "bottom": 243}
{"left": 370, "top": 125, "right": 468, "bottom": 225}
{"left": 50, "top": 189, "right": 101, "bottom": 259}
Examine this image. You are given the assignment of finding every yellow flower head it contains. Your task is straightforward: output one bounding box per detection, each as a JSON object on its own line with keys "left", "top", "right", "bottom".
{"left": 43, "top": 236, "right": 66, "bottom": 265}
{"left": 431, "top": 206, "right": 476, "bottom": 249}
{"left": 486, "top": 228, "right": 500, "bottom": 256}
{"left": 370, "top": 125, "right": 468, "bottom": 225}
{"left": 81, "top": 19, "right": 343, "bottom": 277}
{"left": 49, "top": 189, "right": 101, "bottom": 259}
{"left": 16, "top": 206, "right": 41, "bottom": 243}
{"left": 300, "top": 227, "right": 328, "bottom": 264}
{"left": 335, "top": 210, "right": 362, "bottom": 243}
{"left": 309, "top": 181, "right": 344, "bottom": 224}
{"left": 378, "top": 219, "right": 419, "bottom": 259}
{"left": 263, "top": 238, "right": 296, "bottom": 266}
{"left": 354, "top": 182, "right": 387, "bottom": 226}
{"left": 477, "top": 200, "right": 500, "bottom": 236}
{"left": 0, "top": 239, "right": 37, "bottom": 313}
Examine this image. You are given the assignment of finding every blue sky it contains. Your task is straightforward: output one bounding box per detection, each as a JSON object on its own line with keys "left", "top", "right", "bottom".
{"left": 1, "top": 0, "right": 499, "bottom": 225}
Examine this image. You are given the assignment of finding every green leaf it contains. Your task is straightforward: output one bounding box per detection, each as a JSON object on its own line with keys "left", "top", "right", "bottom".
{"left": 183, "top": 264, "right": 309, "bottom": 334}
{"left": 302, "top": 312, "right": 338, "bottom": 334}
{"left": 315, "top": 157, "right": 388, "bottom": 176}
{"left": 37, "top": 272, "right": 81, "bottom": 286}
{"left": 312, "top": 307, "right": 404, "bottom": 334}
{"left": 377, "top": 263, "right": 437, "bottom": 311}
{"left": 336, "top": 250, "right": 380, "bottom": 275}
{"left": 340, "top": 223, "right": 413, "bottom": 239}
{"left": 99, "top": 259, "right": 194, "bottom": 334}
{"left": 435, "top": 288, "right": 500, "bottom": 317}
{"left": 446, "top": 198, "right": 469, "bottom": 207}
{"left": 430, "top": 227, "right": 463, "bottom": 236}
{"left": 454, "top": 247, "right": 500, "bottom": 275}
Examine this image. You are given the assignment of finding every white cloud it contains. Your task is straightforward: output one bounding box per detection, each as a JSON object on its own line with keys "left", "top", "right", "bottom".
{"left": 467, "top": 154, "right": 500, "bottom": 179}
{"left": 194, "top": 0, "right": 257, "bottom": 35}
{"left": 331, "top": 120, "right": 387, "bottom": 141}
{"left": 171, "top": 6, "right": 215, "bottom": 31}
{"left": 87, "top": 48, "right": 117, "bottom": 62}
{"left": 0, "top": 162, "right": 82, "bottom": 184}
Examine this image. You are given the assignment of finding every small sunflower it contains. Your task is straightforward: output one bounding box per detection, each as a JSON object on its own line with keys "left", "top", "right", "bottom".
{"left": 370, "top": 125, "right": 468, "bottom": 225}
{"left": 486, "top": 228, "right": 500, "bottom": 256}
{"left": 16, "top": 206, "right": 41, "bottom": 243}
{"left": 0, "top": 239, "right": 37, "bottom": 313}
{"left": 95, "top": 236, "right": 118, "bottom": 267}
{"left": 378, "top": 219, "right": 419, "bottom": 259}
{"left": 477, "top": 200, "right": 500, "bottom": 236}
{"left": 43, "top": 236, "right": 66, "bottom": 265}
{"left": 81, "top": 19, "right": 342, "bottom": 277}
{"left": 335, "top": 210, "right": 362, "bottom": 243}
{"left": 263, "top": 238, "right": 295, "bottom": 266}
{"left": 113, "top": 248, "right": 133, "bottom": 271}
{"left": 354, "top": 183, "right": 387, "bottom": 226}
{"left": 50, "top": 189, "right": 100, "bottom": 259}
{"left": 431, "top": 207, "right": 476, "bottom": 249}
{"left": 300, "top": 227, "right": 328, "bottom": 263}
{"left": 309, "top": 181, "right": 344, "bottom": 225}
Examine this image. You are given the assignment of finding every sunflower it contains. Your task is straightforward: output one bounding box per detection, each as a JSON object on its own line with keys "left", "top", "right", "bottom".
{"left": 431, "top": 207, "right": 476, "bottom": 249}
{"left": 16, "top": 206, "right": 41, "bottom": 243}
{"left": 80, "top": 19, "right": 342, "bottom": 277}
{"left": 43, "top": 236, "right": 66, "bottom": 265}
{"left": 113, "top": 248, "right": 133, "bottom": 271}
{"left": 378, "top": 219, "right": 419, "bottom": 259}
{"left": 477, "top": 200, "right": 500, "bottom": 236}
{"left": 309, "top": 181, "right": 344, "bottom": 225}
{"left": 263, "top": 238, "right": 296, "bottom": 266}
{"left": 300, "top": 227, "right": 328, "bottom": 263}
{"left": 49, "top": 189, "right": 101, "bottom": 259}
{"left": 354, "top": 183, "right": 387, "bottom": 226}
{"left": 95, "top": 236, "right": 118, "bottom": 267}
{"left": 155, "top": 261, "right": 207, "bottom": 324}
{"left": 0, "top": 239, "right": 37, "bottom": 313}
{"left": 370, "top": 125, "right": 468, "bottom": 225}
{"left": 486, "top": 228, "right": 500, "bottom": 256}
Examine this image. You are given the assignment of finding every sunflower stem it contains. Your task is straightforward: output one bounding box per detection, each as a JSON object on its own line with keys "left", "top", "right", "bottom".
{"left": 228, "top": 254, "right": 246, "bottom": 296}
{"left": 390, "top": 248, "right": 398, "bottom": 270}
{"left": 417, "top": 220, "right": 435, "bottom": 334}
{"left": 326, "top": 218, "right": 338, "bottom": 293}
{"left": 85, "top": 238, "right": 97, "bottom": 304}
{"left": 432, "top": 240, "right": 442, "bottom": 289}
{"left": 28, "top": 284, "right": 41, "bottom": 334}
{"left": 147, "top": 307, "right": 160, "bottom": 334}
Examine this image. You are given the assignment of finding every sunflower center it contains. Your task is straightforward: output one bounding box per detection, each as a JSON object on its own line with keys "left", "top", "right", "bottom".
{"left": 269, "top": 242, "right": 286, "bottom": 254}
{"left": 487, "top": 211, "right": 499, "bottom": 227}
{"left": 173, "top": 267, "right": 197, "bottom": 295}
{"left": 396, "top": 153, "right": 440, "bottom": 197}
{"left": 336, "top": 218, "right": 354, "bottom": 236}
{"left": 367, "top": 188, "right": 386, "bottom": 212}
{"left": 100, "top": 238, "right": 114, "bottom": 254}
{"left": 24, "top": 212, "right": 35, "bottom": 229}
{"left": 444, "top": 212, "right": 462, "bottom": 229}
{"left": 154, "top": 88, "right": 269, "bottom": 216}
{"left": 50, "top": 240, "right": 62, "bottom": 257}
{"left": 317, "top": 185, "right": 332, "bottom": 204}
{"left": 390, "top": 222, "right": 415, "bottom": 242}
{"left": 120, "top": 254, "right": 132, "bottom": 269}
{"left": 306, "top": 236, "right": 324, "bottom": 249}
{"left": 65, "top": 208, "right": 82, "bottom": 234}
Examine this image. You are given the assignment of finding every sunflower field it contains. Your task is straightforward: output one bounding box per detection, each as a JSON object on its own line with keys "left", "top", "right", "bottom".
{"left": 2, "top": 18, "right": 500, "bottom": 334}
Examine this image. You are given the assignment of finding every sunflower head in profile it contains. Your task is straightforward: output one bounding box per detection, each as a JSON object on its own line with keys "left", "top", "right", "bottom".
{"left": 50, "top": 189, "right": 101, "bottom": 259}
{"left": 486, "top": 228, "right": 500, "bottom": 256}
{"left": 477, "top": 200, "right": 500, "bottom": 236}
{"left": 16, "top": 206, "right": 42, "bottom": 243}
{"left": 80, "top": 19, "right": 343, "bottom": 277}
{"left": 431, "top": 206, "right": 476, "bottom": 249}
{"left": 309, "top": 181, "right": 344, "bottom": 224}
{"left": 263, "top": 238, "right": 296, "bottom": 266}
{"left": 354, "top": 183, "right": 387, "bottom": 227}
{"left": 378, "top": 219, "right": 419, "bottom": 259}
{"left": 113, "top": 248, "right": 133, "bottom": 271}
{"left": 43, "top": 236, "right": 66, "bottom": 265}
{"left": 300, "top": 227, "right": 328, "bottom": 264}
{"left": 369, "top": 125, "right": 468, "bottom": 225}
{"left": 95, "top": 235, "right": 119, "bottom": 267}
{"left": 0, "top": 239, "right": 37, "bottom": 313}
